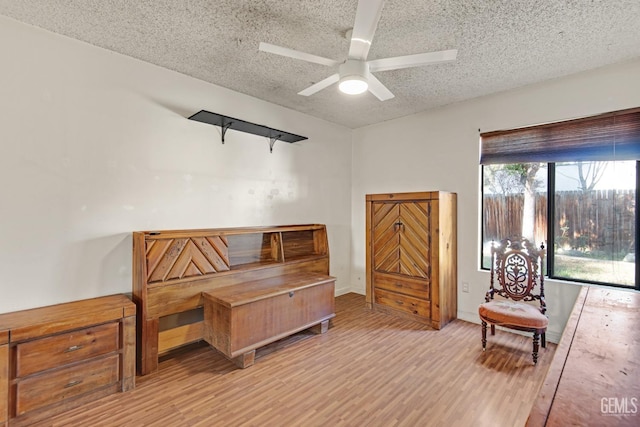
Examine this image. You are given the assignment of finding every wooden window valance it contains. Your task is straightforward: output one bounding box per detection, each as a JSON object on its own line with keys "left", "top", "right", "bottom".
{"left": 480, "top": 107, "right": 640, "bottom": 164}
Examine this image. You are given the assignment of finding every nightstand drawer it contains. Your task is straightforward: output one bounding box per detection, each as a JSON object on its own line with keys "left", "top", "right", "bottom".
{"left": 16, "top": 353, "right": 119, "bottom": 416}
{"left": 16, "top": 322, "right": 119, "bottom": 377}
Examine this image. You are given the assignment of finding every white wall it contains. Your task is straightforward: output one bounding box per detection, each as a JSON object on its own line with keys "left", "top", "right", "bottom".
{"left": 0, "top": 16, "right": 353, "bottom": 313}
{"left": 351, "top": 58, "right": 640, "bottom": 343}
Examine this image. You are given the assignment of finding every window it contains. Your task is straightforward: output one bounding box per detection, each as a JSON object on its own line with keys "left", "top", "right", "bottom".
{"left": 480, "top": 108, "right": 640, "bottom": 290}
{"left": 482, "top": 163, "right": 547, "bottom": 268}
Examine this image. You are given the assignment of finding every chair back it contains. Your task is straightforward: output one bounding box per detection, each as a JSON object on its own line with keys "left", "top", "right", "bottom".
{"left": 488, "top": 237, "right": 546, "bottom": 312}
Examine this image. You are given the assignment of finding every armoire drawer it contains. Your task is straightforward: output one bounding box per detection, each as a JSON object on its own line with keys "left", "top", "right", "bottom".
{"left": 16, "top": 322, "right": 119, "bottom": 377}
{"left": 374, "top": 288, "right": 430, "bottom": 318}
{"left": 15, "top": 353, "right": 119, "bottom": 416}
{"left": 373, "top": 272, "right": 430, "bottom": 299}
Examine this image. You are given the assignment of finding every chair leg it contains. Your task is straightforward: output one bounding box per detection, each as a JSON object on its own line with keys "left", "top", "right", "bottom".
{"left": 532, "top": 332, "right": 540, "bottom": 364}
{"left": 491, "top": 324, "right": 495, "bottom": 336}
{"left": 541, "top": 332, "right": 546, "bottom": 348}
{"left": 482, "top": 321, "right": 487, "bottom": 351}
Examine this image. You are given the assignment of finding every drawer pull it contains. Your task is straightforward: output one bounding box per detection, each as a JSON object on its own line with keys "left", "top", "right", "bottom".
{"left": 396, "top": 300, "right": 404, "bottom": 305}
{"left": 64, "top": 345, "right": 83, "bottom": 353}
{"left": 64, "top": 379, "right": 83, "bottom": 388}
{"left": 289, "top": 291, "right": 294, "bottom": 298}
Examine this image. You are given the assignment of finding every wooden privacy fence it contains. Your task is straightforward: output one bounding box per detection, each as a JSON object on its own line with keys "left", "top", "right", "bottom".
{"left": 484, "top": 189, "right": 635, "bottom": 255}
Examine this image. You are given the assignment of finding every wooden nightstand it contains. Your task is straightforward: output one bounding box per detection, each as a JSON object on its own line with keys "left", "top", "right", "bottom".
{"left": 0, "top": 294, "right": 135, "bottom": 426}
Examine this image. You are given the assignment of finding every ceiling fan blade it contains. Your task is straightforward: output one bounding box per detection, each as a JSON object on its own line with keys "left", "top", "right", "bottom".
{"left": 298, "top": 73, "right": 340, "bottom": 96}
{"left": 348, "top": 0, "right": 385, "bottom": 60}
{"left": 259, "top": 42, "right": 340, "bottom": 67}
{"left": 367, "top": 74, "right": 394, "bottom": 101}
{"left": 368, "top": 49, "right": 458, "bottom": 72}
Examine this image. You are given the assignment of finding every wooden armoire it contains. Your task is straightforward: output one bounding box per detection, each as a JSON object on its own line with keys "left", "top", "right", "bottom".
{"left": 365, "top": 191, "right": 457, "bottom": 329}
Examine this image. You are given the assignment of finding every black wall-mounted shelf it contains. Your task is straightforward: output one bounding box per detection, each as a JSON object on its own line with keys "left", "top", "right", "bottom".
{"left": 188, "top": 110, "right": 308, "bottom": 153}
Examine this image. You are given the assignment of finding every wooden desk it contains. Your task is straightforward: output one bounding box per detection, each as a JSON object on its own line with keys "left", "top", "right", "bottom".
{"left": 527, "top": 286, "right": 640, "bottom": 426}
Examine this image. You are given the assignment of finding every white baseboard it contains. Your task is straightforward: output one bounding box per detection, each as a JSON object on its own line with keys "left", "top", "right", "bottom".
{"left": 335, "top": 287, "right": 356, "bottom": 297}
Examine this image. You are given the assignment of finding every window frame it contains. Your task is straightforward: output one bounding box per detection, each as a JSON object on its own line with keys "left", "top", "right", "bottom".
{"left": 480, "top": 161, "right": 640, "bottom": 291}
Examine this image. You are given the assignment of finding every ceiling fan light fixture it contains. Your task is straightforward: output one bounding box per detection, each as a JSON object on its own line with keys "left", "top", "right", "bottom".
{"left": 339, "top": 76, "right": 368, "bottom": 95}
{"left": 338, "top": 59, "right": 369, "bottom": 95}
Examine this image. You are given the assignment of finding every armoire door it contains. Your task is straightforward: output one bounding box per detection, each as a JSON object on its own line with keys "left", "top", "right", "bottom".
{"left": 371, "top": 200, "right": 431, "bottom": 279}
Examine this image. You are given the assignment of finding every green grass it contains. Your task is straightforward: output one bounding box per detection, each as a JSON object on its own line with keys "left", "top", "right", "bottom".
{"left": 553, "top": 254, "right": 634, "bottom": 287}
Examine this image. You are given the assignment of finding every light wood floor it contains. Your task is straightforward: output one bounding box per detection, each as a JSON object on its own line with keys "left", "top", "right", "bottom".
{"left": 37, "top": 293, "right": 555, "bottom": 427}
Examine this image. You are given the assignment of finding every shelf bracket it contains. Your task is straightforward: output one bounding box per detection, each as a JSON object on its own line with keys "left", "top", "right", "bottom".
{"left": 221, "top": 121, "right": 233, "bottom": 144}
{"left": 269, "top": 135, "right": 282, "bottom": 153}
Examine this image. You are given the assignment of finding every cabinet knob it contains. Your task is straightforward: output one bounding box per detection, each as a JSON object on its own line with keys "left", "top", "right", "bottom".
{"left": 289, "top": 291, "right": 294, "bottom": 298}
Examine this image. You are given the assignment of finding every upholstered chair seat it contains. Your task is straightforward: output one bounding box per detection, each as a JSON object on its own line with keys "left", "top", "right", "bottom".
{"left": 479, "top": 300, "right": 548, "bottom": 329}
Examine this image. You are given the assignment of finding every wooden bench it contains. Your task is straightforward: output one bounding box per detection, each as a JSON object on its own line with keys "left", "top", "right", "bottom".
{"left": 202, "top": 272, "right": 335, "bottom": 368}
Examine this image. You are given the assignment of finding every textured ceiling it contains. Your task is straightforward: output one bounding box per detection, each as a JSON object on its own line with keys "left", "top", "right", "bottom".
{"left": 1, "top": 0, "right": 639, "bottom": 128}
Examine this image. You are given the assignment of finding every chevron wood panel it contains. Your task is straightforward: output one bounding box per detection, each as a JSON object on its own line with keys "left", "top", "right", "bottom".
{"left": 372, "top": 201, "right": 429, "bottom": 278}
{"left": 372, "top": 202, "right": 398, "bottom": 228}
{"left": 401, "top": 202, "right": 429, "bottom": 237}
{"left": 373, "top": 237, "right": 399, "bottom": 272}
{"left": 372, "top": 202, "right": 401, "bottom": 273}
{"left": 146, "top": 236, "right": 230, "bottom": 284}
{"left": 399, "top": 202, "right": 429, "bottom": 278}
{"left": 145, "top": 239, "right": 173, "bottom": 279}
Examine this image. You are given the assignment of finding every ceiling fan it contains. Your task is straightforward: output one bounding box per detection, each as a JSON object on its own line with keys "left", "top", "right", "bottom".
{"left": 259, "top": 0, "right": 457, "bottom": 101}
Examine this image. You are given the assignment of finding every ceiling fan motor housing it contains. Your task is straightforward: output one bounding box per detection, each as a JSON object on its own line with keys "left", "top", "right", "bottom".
{"left": 340, "top": 59, "right": 369, "bottom": 81}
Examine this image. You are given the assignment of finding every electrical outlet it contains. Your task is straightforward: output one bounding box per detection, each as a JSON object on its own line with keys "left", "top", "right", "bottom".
{"left": 462, "top": 282, "right": 469, "bottom": 293}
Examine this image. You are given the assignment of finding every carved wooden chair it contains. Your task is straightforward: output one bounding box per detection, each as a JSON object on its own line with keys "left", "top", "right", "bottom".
{"left": 479, "top": 236, "right": 548, "bottom": 364}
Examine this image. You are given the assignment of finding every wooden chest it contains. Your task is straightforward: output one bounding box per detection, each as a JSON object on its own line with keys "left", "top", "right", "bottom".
{"left": 202, "top": 272, "right": 335, "bottom": 368}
